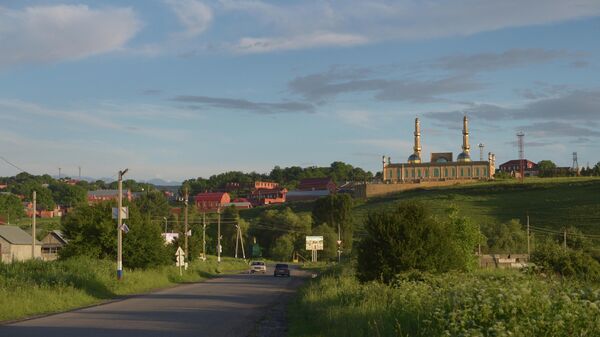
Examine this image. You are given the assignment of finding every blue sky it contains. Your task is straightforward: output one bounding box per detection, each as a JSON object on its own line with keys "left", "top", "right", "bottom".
{"left": 1, "top": 0, "right": 599, "bottom": 182}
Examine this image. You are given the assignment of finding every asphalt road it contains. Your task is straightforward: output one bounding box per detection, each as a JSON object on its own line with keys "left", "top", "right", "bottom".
{"left": 0, "top": 265, "right": 309, "bottom": 337}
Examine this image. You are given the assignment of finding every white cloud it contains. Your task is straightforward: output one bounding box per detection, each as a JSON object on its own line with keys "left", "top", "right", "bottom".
{"left": 233, "top": 32, "right": 368, "bottom": 53}
{"left": 0, "top": 4, "right": 140, "bottom": 67}
{"left": 166, "top": 0, "right": 213, "bottom": 38}
{"left": 219, "top": 0, "right": 600, "bottom": 53}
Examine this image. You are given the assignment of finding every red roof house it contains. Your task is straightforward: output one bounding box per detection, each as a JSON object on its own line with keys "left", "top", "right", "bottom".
{"left": 195, "top": 192, "right": 231, "bottom": 211}
{"left": 298, "top": 177, "right": 337, "bottom": 192}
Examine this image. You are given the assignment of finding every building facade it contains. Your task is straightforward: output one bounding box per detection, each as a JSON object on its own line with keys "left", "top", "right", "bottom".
{"left": 382, "top": 116, "right": 496, "bottom": 183}
{"left": 195, "top": 192, "right": 231, "bottom": 211}
{"left": 0, "top": 226, "right": 42, "bottom": 263}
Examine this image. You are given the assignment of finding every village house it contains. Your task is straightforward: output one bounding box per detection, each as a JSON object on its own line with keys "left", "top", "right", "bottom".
{"left": 248, "top": 181, "right": 287, "bottom": 206}
{"left": 0, "top": 225, "right": 42, "bottom": 262}
{"left": 41, "top": 230, "right": 68, "bottom": 261}
{"left": 87, "top": 189, "right": 133, "bottom": 204}
{"left": 195, "top": 192, "right": 231, "bottom": 212}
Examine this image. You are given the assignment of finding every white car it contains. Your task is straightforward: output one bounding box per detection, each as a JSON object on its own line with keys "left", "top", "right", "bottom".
{"left": 250, "top": 261, "right": 266, "bottom": 274}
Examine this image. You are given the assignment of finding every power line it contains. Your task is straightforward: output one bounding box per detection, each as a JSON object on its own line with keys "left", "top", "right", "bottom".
{"left": 0, "top": 155, "right": 27, "bottom": 173}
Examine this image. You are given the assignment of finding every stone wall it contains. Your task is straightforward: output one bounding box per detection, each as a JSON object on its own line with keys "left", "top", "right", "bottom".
{"left": 354, "top": 179, "right": 482, "bottom": 198}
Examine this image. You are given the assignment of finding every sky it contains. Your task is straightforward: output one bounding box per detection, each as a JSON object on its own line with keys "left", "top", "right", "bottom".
{"left": 0, "top": 0, "right": 599, "bottom": 182}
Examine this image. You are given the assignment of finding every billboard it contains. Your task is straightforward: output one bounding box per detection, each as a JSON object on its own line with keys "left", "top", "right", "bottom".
{"left": 306, "top": 236, "right": 324, "bottom": 250}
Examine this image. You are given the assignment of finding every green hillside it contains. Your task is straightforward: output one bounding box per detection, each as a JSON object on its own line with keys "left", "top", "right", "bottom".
{"left": 353, "top": 177, "right": 600, "bottom": 235}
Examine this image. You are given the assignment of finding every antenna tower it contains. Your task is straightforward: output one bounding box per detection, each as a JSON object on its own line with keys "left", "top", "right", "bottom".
{"left": 478, "top": 143, "right": 485, "bottom": 161}
{"left": 572, "top": 152, "right": 579, "bottom": 175}
{"left": 517, "top": 132, "right": 525, "bottom": 183}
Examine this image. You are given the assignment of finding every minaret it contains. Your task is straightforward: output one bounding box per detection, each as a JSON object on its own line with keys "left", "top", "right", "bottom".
{"left": 457, "top": 115, "right": 471, "bottom": 162}
{"left": 408, "top": 118, "right": 422, "bottom": 164}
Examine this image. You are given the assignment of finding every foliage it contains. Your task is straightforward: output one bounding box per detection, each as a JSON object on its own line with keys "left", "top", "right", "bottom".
{"left": 181, "top": 161, "right": 374, "bottom": 195}
{"left": 288, "top": 266, "right": 600, "bottom": 337}
{"left": 249, "top": 207, "right": 312, "bottom": 258}
{"left": 531, "top": 238, "right": 600, "bottom": 282}
{"left": 311, "top": 224, "right": 338, "bottom": 261}
{"left": 0, "top": 193, "right": 26, "bottom": 221}
{"left": 0, "top": 255, "right": 248, "bottom": 322}
{"left": 60, "top": 201, "right": 171, "bottom": 269}
{"left": 271, "top": 234, "right": 295, "bottom": 261}
{"left": 49, "top": 182, "right": 86, "bottom": 207}
{"left": 135, "top": 190, "right": 170, "bottom": 218}
{"left": 312, "top": 193, "right": 354, "bottom": 252}
{"left": 537, "top": 159, "right": 557, "bottom": 177}
{"left": 356, "top": 201, "right": 478, "bottom": 283}
{"left": 483, "top": 219, "right": 528, "bottom": 254}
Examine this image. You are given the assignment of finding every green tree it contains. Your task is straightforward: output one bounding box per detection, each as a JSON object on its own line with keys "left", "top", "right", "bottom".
{"left": 0, "top": 194, "right": 26, "bottom": 222}
{"left": 356, "top": 201, "right": 478, "bottom": 283}
{"left": 60, "top": 201, "right": 170, "bottom": 268}
{"left": 271, "top": 234, "right": 295, "bottom": 261}
{"left": 537, "top": 160, "right": 557, "bottom": 177}
{"left": 484, "top": 219, "right": 527, "bottom": 254}
{"left": 311, "top": 223, "right": 338, "bottom": 261}
{"left": 136, "top": 190, "right": 170, "bottom": 218}
{"left": 312, "top": 193, "right": 354, "bottom": 252}
{"left": 49, "top": 182, "right": 86, "bottom": 207}
{"left": 249, "top": 208, "right": 311, "bottom": 258}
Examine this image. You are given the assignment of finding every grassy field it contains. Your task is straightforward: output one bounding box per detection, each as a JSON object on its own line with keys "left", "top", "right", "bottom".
{"left": 0, "top": 255, "right": 249, "bottom": 322}
{"left": 354, "top": 177, "right": 600, "bottom": 235}
{"left": 288, "top": 264, "right": 600, "bottom": 337}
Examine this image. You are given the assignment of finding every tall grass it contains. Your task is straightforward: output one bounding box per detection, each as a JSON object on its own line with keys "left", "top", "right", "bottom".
{"left": 0, "top": 256, "right": 248, "bottom": 321}
{"left": 288, "top": 265, "right": 600, "bottom": 337}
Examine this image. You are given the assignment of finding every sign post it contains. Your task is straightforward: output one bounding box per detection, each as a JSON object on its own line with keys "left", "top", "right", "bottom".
{"left": 175, "top": 246, "right": 185, "bottom": 276}
{"left": 305, "top": 236, "right": 324, "bottom": 263}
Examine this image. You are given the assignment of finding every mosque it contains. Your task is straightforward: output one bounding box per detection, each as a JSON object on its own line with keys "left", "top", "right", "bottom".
{"left": 382, "top": 116, "right": 496, "bottom": 183}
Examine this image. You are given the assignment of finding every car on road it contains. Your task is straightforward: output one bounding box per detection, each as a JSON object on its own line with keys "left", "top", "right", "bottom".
{"left": 250, "top": 261, "right": 266, "bottom": 274}
{"left": 273, "top": 263, "right": 290, "bottom": 277}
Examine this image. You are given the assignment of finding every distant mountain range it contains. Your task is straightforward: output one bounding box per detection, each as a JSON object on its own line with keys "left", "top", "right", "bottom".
{"left": 52, "top": 176, "right": 181, "bottom": 186}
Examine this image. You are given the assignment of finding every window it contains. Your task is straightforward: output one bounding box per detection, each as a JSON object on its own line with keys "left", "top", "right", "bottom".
{"left": 476, "top": 167, "right": 480, "bottom": 176}
{"left": 434, "top": 168, "right": 440, "bottom": 177}
{"left": 460, "top": 168, "right": 464, "bottom": 177}
{"left": 417, "top": 170, "right": 421, "bottom": 177}
{"left": 444, "top": 168, "right": 448, "bottom": 177}
{"left": 425, "top": 169, "right": 429, "bottom": 177}
{"left": 412, "top": 169, "right": 415, "bottom": 178}
{"left": 397, "top": 169, "right": 401, "bottom": 179}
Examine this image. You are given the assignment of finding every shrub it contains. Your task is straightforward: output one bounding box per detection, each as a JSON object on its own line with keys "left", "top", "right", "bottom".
{"left": 356, "top": 201, "right": 478, "bottom": 283}
{"left": 531, "top": 239, "right": 600, "bottom": 282}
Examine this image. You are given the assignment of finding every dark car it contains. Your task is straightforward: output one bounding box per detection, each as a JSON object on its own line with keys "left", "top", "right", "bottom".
{"left": 273, "top": 263, "right": 290, "bottom": 277}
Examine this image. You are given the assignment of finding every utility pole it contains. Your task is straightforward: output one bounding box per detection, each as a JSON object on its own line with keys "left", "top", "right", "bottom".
{"left": 32, "top": 191, "right": 36, "bottom": 259}
{"left": 202, "top": 212, "right": 206, "bottom": 261}
{"left": 117, "top": 168, "right": 128, "bottom": 280}
{"left": 337, "top": 221, "right": 341, "bottom": 263}
{"left": 526, "top": 214, "right": 530, "bottom": 256}
{"left": 184, "top": 187, "right": 189, "bottom": 261}
{"left": 235, "top": 223, "right": 240, "bottom": 259}
{"left": 563, "top": 228, "right": 567, "bottom": 250}
{"left": 240, "top": 225, "right": 246, "bottom": 259}
{"left": 217, "top": 207, "right": 221, "bottom": 263}
{"left": 163, "top": 217, "right": 167, "bottom": 233}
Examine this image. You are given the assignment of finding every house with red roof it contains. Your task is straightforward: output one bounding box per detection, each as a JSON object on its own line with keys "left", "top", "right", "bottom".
{"left": 248, "top": 181, "right": 287, "bottom": 206}
{"left": 195, "top": 192, "right": 231, "bottom": 211}
{"left": 297, "top": 177, "right": 337, "bottom": 192}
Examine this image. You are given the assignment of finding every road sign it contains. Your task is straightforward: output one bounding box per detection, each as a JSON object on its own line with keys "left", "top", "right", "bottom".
{"left": 306, "top": 236, "right": 324, "bottom": 251}
{"left": 175, "top": 246, "right": 185, "bottom": 275}
{"left": 112, "top": 207, "right": 129, "bottom": 219}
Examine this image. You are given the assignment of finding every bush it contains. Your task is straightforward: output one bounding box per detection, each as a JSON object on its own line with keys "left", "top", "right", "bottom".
{"left": 356, "top": 202, "right": 478, "bottom": 283}
{"left": 531, "top": 239, "right": 600, "bottom": 282}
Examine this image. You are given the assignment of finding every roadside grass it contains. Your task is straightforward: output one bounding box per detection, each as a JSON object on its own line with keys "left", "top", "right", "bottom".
{"left": 0, "top": 255, "right": 248, "bottom": 322}
{"left": 354, "top": 177, "right": 600, "bottom": 234}
{"left": 288, "top": 264, "right": 600, "bottom": 337}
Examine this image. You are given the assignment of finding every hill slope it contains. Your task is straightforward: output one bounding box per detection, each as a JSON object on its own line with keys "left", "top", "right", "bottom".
{"left": 353, "top": 177, "right": 600, "bottom": 235}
